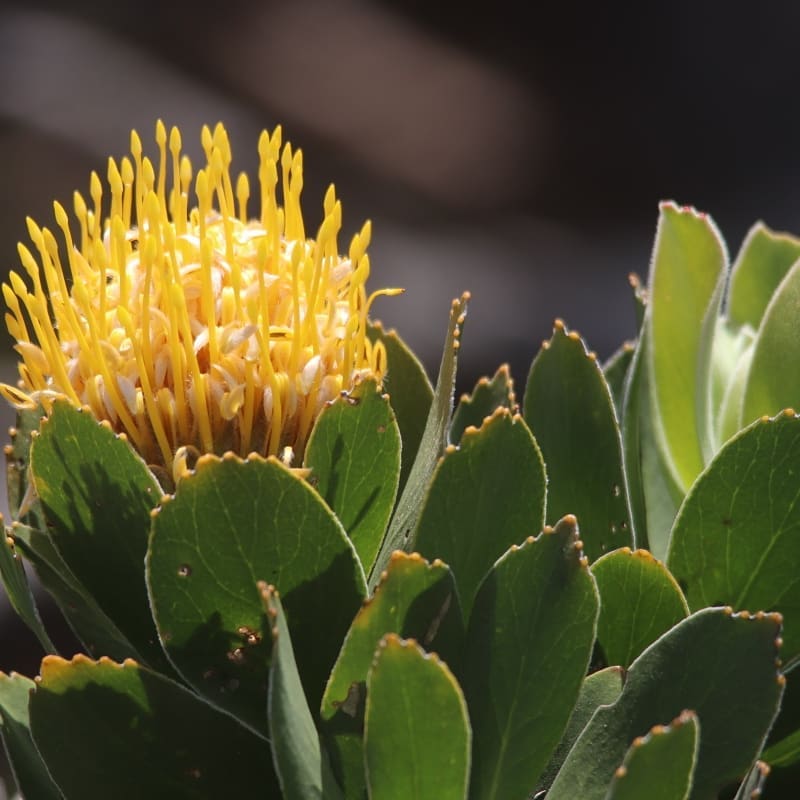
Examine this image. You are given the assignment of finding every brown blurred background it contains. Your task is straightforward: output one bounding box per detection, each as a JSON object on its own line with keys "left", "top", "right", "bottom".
{"left": 1, "top": 0, "right": 800, "bottom": 763}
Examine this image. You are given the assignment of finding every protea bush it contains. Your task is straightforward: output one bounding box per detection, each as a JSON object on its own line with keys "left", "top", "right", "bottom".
{"left": 0, "top": 123, "right": 798, "bottom": 799}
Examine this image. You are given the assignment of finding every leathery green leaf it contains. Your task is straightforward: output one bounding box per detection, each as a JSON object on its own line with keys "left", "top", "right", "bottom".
{"left": 524, "top": 320, "right": 632, "bottom": 561}
{"left": 0, "top": 672, "right": 61, "bottom": 799}
{"left": 668, "top": 412, "right": 800, "bottom": 665}
{"left": 536, "top": 666, "right": 624, "bottom": 794}
{"left": 30, "top": 400, "right": 166, "bottom": 670}
{"left": 29, "top": 655, "right": 279, "bottom": 798}
{"left": 592, "top": 547, "right": 688, "bottom": 669}
{"left": 742, "top": 259, "right": 800, "bottom": 426}
{"left": 261, "top": 583, "right": 342, "bottom": 800}
{"left": 647, "top": 202, "right": 727, "bottom": 490}
{"left": 367, "top": 322, "right": 433, "bottom": 494}
{"left": 0, "top": 524, "right": 55, "bottom": 653}
{"left": 365, "top": 635, "right": 470, "bottom": 800}
{"left": 414, "top": 408, "right": 546, "bottom": 621}
{"left": 605, "top": 710, "right": 699, "bottom": 800}
{"left": 603, "top": 341, "right": 636, "bottom": 423}
{"left": 11, "top": 521, "right": 141, "bottom": 662}
{"left": 733, "top": 761, "right": 770, "bottom": 799}
{"left": 320, "top": 551, "right": 463, "bottom": 798}
{"left": 147, "top": 454, "right": 365, "bottom": 735}
{"left": 370, "top": 293, "right": 469, "bottom": 588}
{"left": 450, "top": 364, "right": 517, "bottom": 444}
{"left": 5, "top": 405, "right": 47, "bottom": 530}
{"left": 727, "top": 221, "right": 800, "bottom": 331}
{"left": 305, "top": 378, "right": 401, "bottom": 574}
{"left": 547, "top": 608, "right": 784, "bottom": 800}
{"left": 462, "top": 516, "right": 599, "bottom": 799}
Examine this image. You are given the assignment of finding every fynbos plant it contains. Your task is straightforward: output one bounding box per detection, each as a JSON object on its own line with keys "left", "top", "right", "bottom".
{"left": 0, "top": 125, "right": 796, "bottom": 799}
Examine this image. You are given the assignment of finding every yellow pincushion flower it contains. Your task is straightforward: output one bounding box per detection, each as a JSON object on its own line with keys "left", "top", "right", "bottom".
{"left": 1, "top": 122, "right": 401, "bottom": 476}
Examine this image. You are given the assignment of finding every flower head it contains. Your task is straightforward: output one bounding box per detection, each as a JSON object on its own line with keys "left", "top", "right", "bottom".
{"left": 1, "top": 122, "right": 401, "bottom": 475}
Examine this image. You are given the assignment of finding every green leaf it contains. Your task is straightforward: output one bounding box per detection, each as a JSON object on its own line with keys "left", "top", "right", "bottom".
{"left": 523, "top": 320, "right": 632, "bottom": 561}
{"left": 0, "top": 672, "right": 61, "bottom": 799}
{"left": 369, "top": 293, "right": 469, "bottom": 589}
{"left": 727, "top": 221, "right": 800, "bottom": 331}
{"left": 367, "top": 322, "right": 433, "bottom": 495}
{"left": 11, "top": 521, "right": 141, "bottom": 662}
{"left": 647, "top": 202, "right": 727, "bottom": 489}
{"left": 628, "top": 272, "right": 648, "bottom": 330}
{"left": 742, "top": 259, "right": 800, "bottom": 426}
{"left": 29, "top": 655, "right": 280, "bottom": 798}
{"left": 605, "top": 710, "right": 699, "bottom": 800}
{"left": 305, "top": 378, "right": 401, "bottom": 574}
{"left": 603, "top": 341, "right": 636, "bottom": 422}
{"left": 763, "top": 725, "right": 800, "bottom": 769}
{"left": 450, "top": 364, "right": 517, "bottom": 444}
{"left": 462, "top": 516, "right": 599, "bottom": 800}
{"left": 621, "top": 324, "right": 683, "bottom": 560}
{"left": 414, "top": 409, "right": 546, "bottom": 621}
{"left": 591, "top": 547, "right": 688, "bottom": 669}
{"left": 0, "top": 525, "right": 55, "bottom": 652}
{"left": 261, "top": 583, "right": 342, "bottom": 800}
{"left": 147, "top": 454, "right": 365, "bottom": 734}
{"left": 30, "top": 401, "right": 165, "bottom": 669}
{"left": 668, "top": 412, "right": 800, "bottom": 665}
{"left": 536, "top": 666, "right": 624, "bottom": 794}
{"left": 547, "top": 608, "right": 784, "bottom": 800}
{"left": 364, "top": 634, "right": 470, "bottom": 800}
{"left": 717, "top": 339, "right": 755, "bottom": 447}
{"left": 5, "top": 405, "right": 47, "bottom": 530}
{"left": 320, "top": 551, "right": 463, "bottom": 798}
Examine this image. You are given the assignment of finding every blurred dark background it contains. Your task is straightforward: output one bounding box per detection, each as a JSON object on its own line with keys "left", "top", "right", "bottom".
{"left": 1, "top": 0, "right": 800, "bottom": 756}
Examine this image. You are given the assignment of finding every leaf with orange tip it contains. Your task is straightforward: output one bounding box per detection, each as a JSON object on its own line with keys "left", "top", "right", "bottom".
{"left": 605, "top": 711, "right": 699, "bottom": 800}
{"left": 548, "top": 608, "right": 785, "bottom": 800}
{"left": 591, "top": 547, "right": 688, "bottom": 669}
{"left": 414, "top": 408, "right": 545, "bottom": 621}
{"left": 462, "top": 515, "right": 599, "bottom": 799}
{"left": 305, "top": 378, "right": 401, "bottom": 574}
{"left": 369, "top": 293, "right": 469, "bottom": 589}
{"left": 30, "top": 400, "right": 166, "bottom": 671}
{"left": 364, "top": 635, "right": 470, "bottom": 800}
{"left": 523, "top": 320, "right": 632, "bottom": 561}
{"left": 449, "top": 364, "right": 517, "bottom": 444}
{"left": 29, "top": 655, "right": 279, "bottom": 798}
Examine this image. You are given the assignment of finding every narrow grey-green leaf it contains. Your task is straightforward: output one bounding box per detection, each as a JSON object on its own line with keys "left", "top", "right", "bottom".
{"left": 11, "top": 522, "right": 141, "bottom": 662}
{"left": 261, "top": 583, "right": 341, "bottom": 800}
{"left": 603, "top": 341, "right": 636, "bottom": 422}
{"left": 536, "top": 666, "right": 624, "bottom": 794}
{"left": 414, "top": 408, "right": 545, "bottom": 621}
{"left": 733, "top": 761, "right": 770, "bottom": 800}
{"left": 29, "top": 655, "right": 280, "bottom": 798}
{"left": 592, "top": 547, "right": 688, "bottom": 668}
{"left": 717, "top": 338, "right": 755, "bottom": 447}
{"left": 0, "top": 672, "right": 61, "bottom": 799}
{"left": 450, "top": 364, "right": 517, "bottom": 444}
{"left": 0, "top": 524, "right": 55, "bottom": 652}
{"left": 547, "top": 608, "right": 784, "bottom": 800}
{"left": 147, "top": 454, "right": 365, "bottom": 734}
{"left": 369, "top": 293, "right": 469, "bottom": 589}
{"left": 742, "top": 259, "right": 800, "bottom": 426}
{"left": 668, "top": 412, "right": 800, "bottom": 664}
{"left": 30, "top": 401, "right": 165, "bottom": 669}
{"left": 367, "top": 322, "right": 433, "bottom": 494}
{"left": 305, "top": 378, "right": 401, "bottom": 573}
{"left": 5, "top": 405, "right": 47, "bottom": 530}
{"left": 365, "top": 634, "right": 470, "bottom": 800}
{"left": 463, "top": 516, "right": 599, "bottom": 800}
{"left": 728, "top": 221, "right": 800, "bottom": 331}
{"left": 524, "top": 320, "right": 632, "bottom": 561}
{"left": 320, "top": 551, "right": 464, "bottom": 798}
{"left": 605, "top": 710, "right": 699, "bottom": 800}
{"left": 647, "top": 202, "right": 727, "bottom": 490}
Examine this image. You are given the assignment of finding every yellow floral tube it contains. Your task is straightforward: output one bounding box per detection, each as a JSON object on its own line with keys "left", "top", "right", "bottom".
{"left": 1, "top": 122, "right": 401, "bottom": 476}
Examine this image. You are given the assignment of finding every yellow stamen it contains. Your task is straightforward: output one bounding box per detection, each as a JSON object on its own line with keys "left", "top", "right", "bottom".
{"left": 1, "top": 123, "right": 398, "bottom": 472}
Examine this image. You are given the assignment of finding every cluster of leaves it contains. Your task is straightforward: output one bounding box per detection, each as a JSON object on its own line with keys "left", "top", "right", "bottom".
{"left": 0, "top": 202, "right": 799, "bottom": 798}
